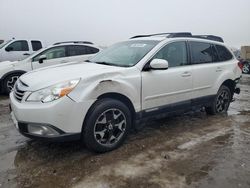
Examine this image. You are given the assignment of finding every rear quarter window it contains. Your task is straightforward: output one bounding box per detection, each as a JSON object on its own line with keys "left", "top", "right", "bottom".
{"left": 31, "top": 41, "right": 42, "bottom": 51}
{"left": 215, "top": 45, "right": 233, "bottom": 61}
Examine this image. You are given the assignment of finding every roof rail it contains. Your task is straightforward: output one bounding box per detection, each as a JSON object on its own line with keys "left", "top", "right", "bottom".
{"left": 130, "top": 32, "right": 224, "bottom": 43}
{"left": 130, "top": 32, "right": 192, "bottom": 39}
{"left": 53, "top": 41, "right": 94, "bottom": 45}
{"left": 191, "top": 35, "right": 224, "bottom": 42}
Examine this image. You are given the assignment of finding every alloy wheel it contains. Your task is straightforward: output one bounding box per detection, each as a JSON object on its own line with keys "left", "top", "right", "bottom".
{"left": 94, "top": 108, "right": 127, "bottom": 147}
{"left": 242, "top": 64, "right": 250, "bottom": 74}
{"left": 216, "top": 90, "right": 230, "bottom": 113}
{"left": 6, "top": 76, "right": 19, "bottom": 92}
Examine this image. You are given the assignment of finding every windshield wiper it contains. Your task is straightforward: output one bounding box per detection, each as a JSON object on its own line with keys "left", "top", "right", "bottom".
{"left": 94, "top": 61, "right": 115, "bottom": 66}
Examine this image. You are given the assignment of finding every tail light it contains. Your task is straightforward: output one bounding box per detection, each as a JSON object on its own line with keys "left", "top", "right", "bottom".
{"left": 238, "top": 62, "right": 243, "bottom": 70}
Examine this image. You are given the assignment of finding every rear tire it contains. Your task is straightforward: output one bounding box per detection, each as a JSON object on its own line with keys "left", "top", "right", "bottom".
{"left": 3, "top": 73, "right": 22, "bottom": 94}
{"left": 83, "top": 98, "right": 132, "bottom": 153}
{"left": 205, "top": 85, "right": 232, "bottom": 115}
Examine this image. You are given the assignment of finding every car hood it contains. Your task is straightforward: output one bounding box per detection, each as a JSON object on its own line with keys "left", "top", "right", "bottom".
{"left": 0, "top": 60, "right": 18, "bottom": 68}
{"left": 19, "top": 62, "right": 126, "bottom": 91}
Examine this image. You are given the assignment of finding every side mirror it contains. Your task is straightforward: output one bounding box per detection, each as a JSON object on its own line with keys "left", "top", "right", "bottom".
{"left": 5, "top": 46, "right": 13, "bottom": 52}
{"left": 38, "top": 55, "right": 47, "bottom": 64}
{"left": 150, "top": 59, "right": 169, "bottom": 70}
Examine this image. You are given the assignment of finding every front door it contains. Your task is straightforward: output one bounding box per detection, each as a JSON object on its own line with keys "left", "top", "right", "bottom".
{"left": 4, "top": 40, "right": 30, "bottom": 61}
{"left": 32, "top": 46, "right": 68, "bottom": 69}
{"left": 141, "top": 41, "right": 193, "bottom": 112}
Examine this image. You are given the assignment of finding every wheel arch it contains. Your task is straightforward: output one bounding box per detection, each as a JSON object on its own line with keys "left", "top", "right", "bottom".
{"left": 221, "top": 79, "right": 235, "bottom": 97}
{"left": 81, "top": 92, "right": 137, "bottom": 134}
{"left": 1, "top": 70, "right": 26, "bottom": 81}
{"left": 0, "top": 70, "right": 26, "bottom": 93}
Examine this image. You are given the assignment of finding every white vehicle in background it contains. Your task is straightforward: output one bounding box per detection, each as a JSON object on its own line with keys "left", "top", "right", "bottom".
{"left": 0, "top": 41, "right": 101, "bottom": 93}
{"left": 0, "top": 39, "right": 43, "bottom": 62}
{"left": 10, "top": 32, "right": 242, "bottom": 153}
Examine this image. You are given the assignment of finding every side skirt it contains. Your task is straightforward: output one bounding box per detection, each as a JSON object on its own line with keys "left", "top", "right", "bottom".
{"left": 135, "top": 95, "right": 216, "bottom": 129}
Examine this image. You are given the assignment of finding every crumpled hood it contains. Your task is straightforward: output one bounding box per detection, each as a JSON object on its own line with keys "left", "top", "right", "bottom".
{"left": 19, "top": 62, "right": 125, "bottom": 91}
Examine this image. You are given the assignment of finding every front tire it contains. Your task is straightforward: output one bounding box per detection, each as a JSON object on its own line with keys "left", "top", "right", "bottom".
{"left": 83, "top": 98, "right": 132, "bottom": 153}
{"left": 205, "top": 85, "right": 232, "bottom": 115}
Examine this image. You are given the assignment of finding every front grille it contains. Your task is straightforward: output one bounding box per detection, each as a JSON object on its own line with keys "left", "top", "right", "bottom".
{"left": 14, "top": 82, "right": 26, "bottom": 102}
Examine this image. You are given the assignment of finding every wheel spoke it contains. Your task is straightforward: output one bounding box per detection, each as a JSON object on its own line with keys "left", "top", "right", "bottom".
{"left": 108, "top": 135, "right": 116, "bottom": 144}
{"left": 97, "top": 114, "right": 107, "bottom": 124}
{"left": 113, "top": 110, "right": 122, "bottom": 120}
{"left": 114, "top": 119, "right": 125, "bottom": 131}
{"left": 95, "top": 129, "right": 106, "bottom": 139}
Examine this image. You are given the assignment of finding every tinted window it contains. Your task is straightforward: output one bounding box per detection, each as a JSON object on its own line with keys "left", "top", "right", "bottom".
{"left": 215, "top": 45, "right": 233, "bottom": 61}
{"left": 153, "top": 41, "right": 188, "bottom": 67}
{"left": 68, "top": 45, "right": 99, "bottom": 56}
{"left": 86, "top": 46, "right": 99, "bottom": 54}
{"left": 7, "top": 40, "right": 29, "bottom": 51}
{"left": 211, "top": 45, "right": 220, "bottom": 62}
{"left": 31, "top": 41, "right": 42, "bottom": 51}
{"left": 190, "top": 41, "right": 216, "bottom": 64}
{"left": 33, "top": 46, "right": 66, "bottom": 61}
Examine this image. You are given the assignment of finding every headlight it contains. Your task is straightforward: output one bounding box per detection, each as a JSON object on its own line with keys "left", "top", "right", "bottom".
{"left": 26, "top": 79, "right": 80, "bottom": 103}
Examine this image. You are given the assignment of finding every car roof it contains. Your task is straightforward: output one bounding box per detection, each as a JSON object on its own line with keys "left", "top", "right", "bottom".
{"left": 52, "top": 42, "right": 101, "bottom": 49}
{"left": 129, "top": 32, "right": 224, "bottom": 43}
{"left": 129, "top": 36, "right": 225, "bottom": 46}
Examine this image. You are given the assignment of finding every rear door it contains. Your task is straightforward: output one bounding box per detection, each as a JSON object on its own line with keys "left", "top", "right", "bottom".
{"left": 141, "top": 41, "right": 193, "bottom": 112}
{"left": 189, "top": 41, "right": 222, "bottom": 99}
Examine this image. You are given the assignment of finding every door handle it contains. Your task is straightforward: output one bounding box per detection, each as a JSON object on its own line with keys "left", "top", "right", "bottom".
{"left": 23, "top": 53, "right": 30, "bottom": 56}
{"left": 60, "top": 60, "right": 67, "bottom": 63}
{"left": 181, "top": 71, "right": 191, "bottom": 77}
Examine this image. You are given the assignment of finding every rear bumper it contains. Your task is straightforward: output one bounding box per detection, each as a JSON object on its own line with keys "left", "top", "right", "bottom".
{"left": 234, "top": 77, "right": 241, "bottom": 94}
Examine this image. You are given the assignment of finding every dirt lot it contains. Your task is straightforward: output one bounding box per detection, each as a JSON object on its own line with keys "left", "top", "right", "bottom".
{"left": 0, "top": 75, "right": 250, "bottom": 188}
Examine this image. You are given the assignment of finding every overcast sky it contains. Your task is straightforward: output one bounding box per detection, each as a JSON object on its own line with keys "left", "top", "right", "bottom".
{"left": 1, "top": 0, "right": 250, "bottom": 48}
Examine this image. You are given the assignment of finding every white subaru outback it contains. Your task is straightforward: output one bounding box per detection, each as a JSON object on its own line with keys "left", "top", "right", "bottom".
{"left": 10, "top": 33, "right": 242, "bottom": 153}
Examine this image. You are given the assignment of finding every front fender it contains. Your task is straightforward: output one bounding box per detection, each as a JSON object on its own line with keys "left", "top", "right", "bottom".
{"left": 68, "top": 73, "right": 141, "bottom": 112}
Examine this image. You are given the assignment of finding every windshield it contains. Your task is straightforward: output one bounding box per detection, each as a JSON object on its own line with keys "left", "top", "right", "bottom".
{"left": 90, "top": 40, "right": 159, "bottom": 67}
{"left": 0, "top": 40, "right": 11, "bottom": 49}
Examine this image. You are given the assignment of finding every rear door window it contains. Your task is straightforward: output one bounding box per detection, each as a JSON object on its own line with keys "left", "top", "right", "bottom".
{"left": 6, "top": 40, "right": 29, "bottom": 51}
{"left": 189, "top": 41, "right": 215, "bottom": 64}
{"left": 215, "top": 45, "right": 233, "bottom": 61}
{"left": 31, "top": 41, "right": 42, "bottom": 51}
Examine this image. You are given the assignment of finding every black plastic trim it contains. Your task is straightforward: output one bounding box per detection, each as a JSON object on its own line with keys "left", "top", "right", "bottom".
{"left": 17, "top": 122, "right": 81, "bottom": 142}
{"left": 136, "top": 95, "right": 216, "bottom": 122}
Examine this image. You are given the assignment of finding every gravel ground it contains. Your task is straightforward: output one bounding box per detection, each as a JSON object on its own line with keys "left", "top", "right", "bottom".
{"left": 0, "top": 75, "right": 250, "bottom": 188}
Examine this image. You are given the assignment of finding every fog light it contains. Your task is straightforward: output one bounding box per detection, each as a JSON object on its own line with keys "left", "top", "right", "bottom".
{"left": 27, "top": 124, "right": 60, "bottom": 136}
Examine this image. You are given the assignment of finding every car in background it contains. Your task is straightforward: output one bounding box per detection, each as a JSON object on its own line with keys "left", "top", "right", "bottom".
{"left": 0, "top": 39, "right": 43, "bottom": 62}
{"left": 241, "top": 60, "right": 250, "bottom": 74}
{"left": 0, "top": 41, "right": 101, "bottom": 93}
